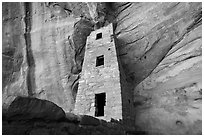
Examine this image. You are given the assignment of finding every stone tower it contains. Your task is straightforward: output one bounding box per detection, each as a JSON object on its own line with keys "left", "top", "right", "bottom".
{"left": 74, "top": 23, "right": 134, "bottom": 125}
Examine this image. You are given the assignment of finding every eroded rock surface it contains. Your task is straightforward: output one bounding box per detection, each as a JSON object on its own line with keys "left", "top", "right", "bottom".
{"left": 114, "top": 2, "right": 202, "bottom": 134}
{"left": 2, "top": 2, "right": 202, "bottom": 135}
{"left": 2, "top": 2, "right": 29, "bottom": 109}
{"left": 2, "top": 2, "right": 94, "bottom": 112}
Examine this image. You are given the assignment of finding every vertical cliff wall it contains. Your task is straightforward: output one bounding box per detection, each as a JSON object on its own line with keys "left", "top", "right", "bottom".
{"left": 2, "top": 2, "right": 28, "bottom": 108}
{"left": 113, "top": 2, "right": 202, "bottom": 134}
{"left": 2, "top": 2, "right": 94, "bottom": 112}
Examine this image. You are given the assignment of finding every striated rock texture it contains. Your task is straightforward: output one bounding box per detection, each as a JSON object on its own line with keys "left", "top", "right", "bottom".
{"left": 113, "top": 2, "right": 202, "bottom": 134}
{"left": 2, "top": 2, "right": 28, "bottom": 108}
{"left": 2, "top": 2, "right": 94, "bottom": 112}
{"left": 2, "top": 2, "right": 202, "bottom": 135}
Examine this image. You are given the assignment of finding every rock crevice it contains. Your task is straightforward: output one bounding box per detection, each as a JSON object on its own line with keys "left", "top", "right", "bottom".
{"left": 24, "top": 2, "right": 36, "bottom": 96}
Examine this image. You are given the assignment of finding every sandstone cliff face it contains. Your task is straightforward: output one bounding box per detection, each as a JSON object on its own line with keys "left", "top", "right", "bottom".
{"left": 2, "top": 2, "right": 202, "bottom": 134}
{"left": 2, "top": 2, "right": 28, "bottom": 108}
{"left": 2, "top": 2, "right": 93, "bottom": 112}
{"left": 114, "top": 2, "right": 202, "bottom": 134}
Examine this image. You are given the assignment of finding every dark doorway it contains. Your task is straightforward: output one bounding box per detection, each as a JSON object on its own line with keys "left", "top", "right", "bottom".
{"left": 96, "top": 55, "right": 104, "bottom": 67}
{"left": 96, "top": 32, "right": 102, "bottom": 40}
{"left": 95, "top": 93, "right": 106, "bottom": 117}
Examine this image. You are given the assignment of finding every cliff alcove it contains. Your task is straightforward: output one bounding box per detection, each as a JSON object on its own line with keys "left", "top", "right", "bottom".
{"left": 2, "top": 2, "right": 202, "bottom": 135}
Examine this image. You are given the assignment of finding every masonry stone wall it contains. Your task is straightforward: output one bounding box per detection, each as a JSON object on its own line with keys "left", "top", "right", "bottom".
{"left": 74, "top": 24, "right": 134, "bottom": 124}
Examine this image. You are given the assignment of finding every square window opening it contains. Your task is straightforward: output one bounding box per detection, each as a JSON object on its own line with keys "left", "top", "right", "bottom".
{"left": 96, "top": 32, "right": 102, "bottom": 40}
{"left": 96, "top": 55, "right": 104, "bottom": 67}
{"left": 95, "top": 93, "right": 106, "bottom": 117}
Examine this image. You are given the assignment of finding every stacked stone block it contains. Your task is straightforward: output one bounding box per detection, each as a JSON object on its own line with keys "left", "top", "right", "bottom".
{"left": 74, "top": 23, "right": 134, "bottom": 125}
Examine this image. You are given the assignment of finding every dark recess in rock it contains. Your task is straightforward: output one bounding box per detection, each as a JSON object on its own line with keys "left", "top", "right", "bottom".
{"left": 176, "top": 120, "right": 183, "bottom": 126}
{"left": 72, "top": 18, "right": 94, "bottom": 74}
{"left": 24, "top": 2, "right": 36, "bottom": 96}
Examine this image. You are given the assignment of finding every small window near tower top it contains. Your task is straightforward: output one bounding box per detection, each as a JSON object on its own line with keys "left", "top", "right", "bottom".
{"left": 96, "top": 32, "right": 102, "bottom": 40}
{"left": 96, "top": 55, "right": 104, "bottom": 67}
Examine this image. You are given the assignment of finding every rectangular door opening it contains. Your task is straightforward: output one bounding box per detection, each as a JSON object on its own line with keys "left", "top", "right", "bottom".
{"left": 95, "top": 93, "right": 106, "bottom": 117}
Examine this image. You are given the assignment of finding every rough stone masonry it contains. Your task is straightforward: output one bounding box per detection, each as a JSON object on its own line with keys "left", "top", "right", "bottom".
{"left": 74, "top": 23, "right": 134, "bottom": 125}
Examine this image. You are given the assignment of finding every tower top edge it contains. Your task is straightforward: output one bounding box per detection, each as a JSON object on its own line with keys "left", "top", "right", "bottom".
{"left": 88, "top": 23, "right": 114, "bottom": 39}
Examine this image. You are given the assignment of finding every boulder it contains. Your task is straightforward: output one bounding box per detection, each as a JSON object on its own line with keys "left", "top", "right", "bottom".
{"left": 80, "top": 115, "right": 100, "bottom": 126}
{"left": 7, "top": 96, "right": 66, "bottom": 121}
{"left": 65, "top": 112, "right": 80, "bottom": 123}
